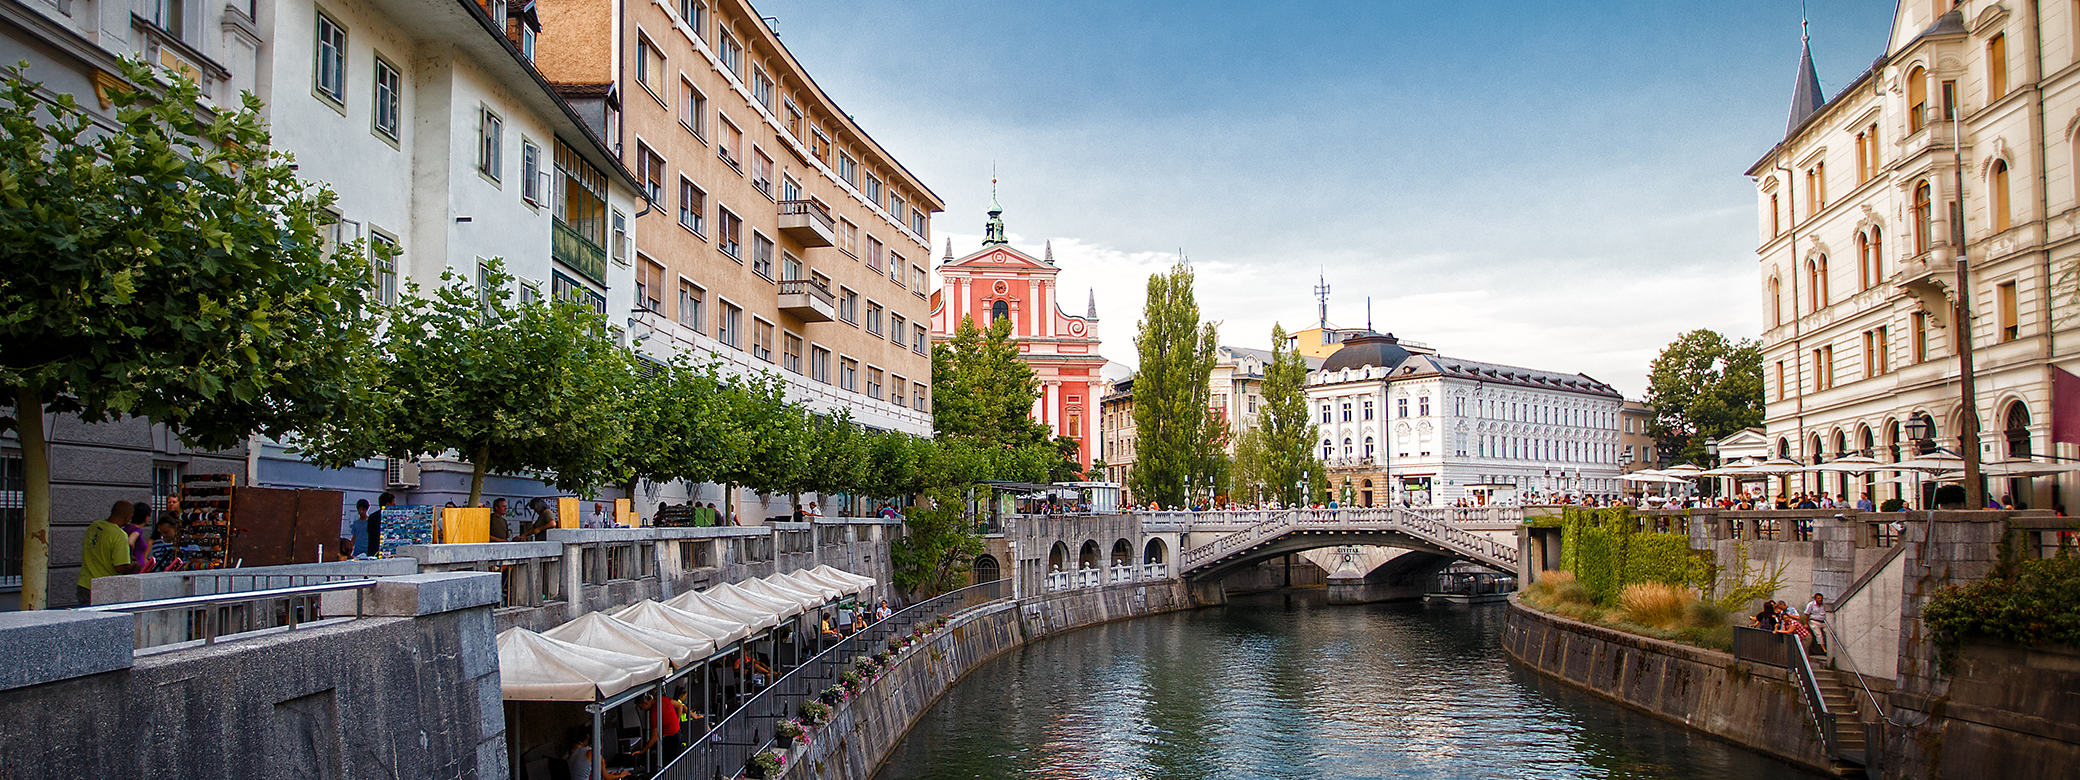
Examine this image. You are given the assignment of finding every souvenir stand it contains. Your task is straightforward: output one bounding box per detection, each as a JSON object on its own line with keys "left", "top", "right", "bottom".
{"left": 377, "top": 505, "right": 438, "bottom": 556}
{"left": 176, "top": 474, "right": 236, "bottom": 568}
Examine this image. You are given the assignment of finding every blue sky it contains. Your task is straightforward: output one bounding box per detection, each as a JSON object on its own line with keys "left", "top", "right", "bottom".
{"left": 759, "top": 0, "right": 1900, "bottom": 397}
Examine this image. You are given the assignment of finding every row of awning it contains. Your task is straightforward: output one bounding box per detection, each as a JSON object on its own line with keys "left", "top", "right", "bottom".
{"left": 497, "top": 565, "right": 877, "bottom": 701}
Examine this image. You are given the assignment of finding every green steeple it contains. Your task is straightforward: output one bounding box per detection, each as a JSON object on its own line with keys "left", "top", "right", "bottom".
{"left": 982, "top": 178, "right": 1007, "bottom": 246}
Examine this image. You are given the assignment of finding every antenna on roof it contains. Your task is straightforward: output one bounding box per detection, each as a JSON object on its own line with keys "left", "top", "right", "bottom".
{"left": 1313, "top": 272, "right": 1331, "bottom": 330}
{"left": 1366, "top": 297, "right": 1372, "bottom": 331}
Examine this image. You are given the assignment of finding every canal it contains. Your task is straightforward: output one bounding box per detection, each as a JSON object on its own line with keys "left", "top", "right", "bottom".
{"left": 872, "top": 590, "right": 1827, "bottom": 780}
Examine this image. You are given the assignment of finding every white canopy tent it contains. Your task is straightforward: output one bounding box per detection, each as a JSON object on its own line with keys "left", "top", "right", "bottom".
{"left": 810, "top": 565, "right": 877, "bottom": 592}
{"left": 497, "top": 627, "right": 667, "bottom": 702}
{"left": 799, "top": 568, "right": 871, "bottom": 598}
{"left": 771, "top": 571, "right": 843, "bottom": 601}
{"left": 738, "top": 577, "right": 824, "bottom": 613}
{"left": 660, "top": 590, "right": 775, "bottom": 637}
{"left": 617, "top": 598, "right": 756, "bottom": 643}
{"left": 710, "top": 581, "right": 805, "bottom": 620}
{"left": 544, "top": 610, "right": 716, "bottom": 667}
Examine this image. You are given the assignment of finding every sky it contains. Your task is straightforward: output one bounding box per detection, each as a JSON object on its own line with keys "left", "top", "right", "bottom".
{"left": 756, "top": 0, "right": 1901, "bottom": 398}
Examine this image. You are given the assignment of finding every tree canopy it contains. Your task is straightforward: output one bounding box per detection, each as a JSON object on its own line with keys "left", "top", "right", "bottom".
{"left": 1260, "top": 323, "right": 1320, "bottom": 505}
{"left": 1644, "top": 329, "right": 1765, "bottom": 466}
{"left": 0, "top": 62, "right": 373, "bottom": 608}
{"left": 1129, "top": 259, "right": 1218, "bottom": 507}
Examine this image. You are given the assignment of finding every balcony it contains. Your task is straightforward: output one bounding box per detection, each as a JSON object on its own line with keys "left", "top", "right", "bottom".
{"left": 777, "top": 278, "right": 836, "bottom": 322}
{"left": 552, "top": 219, "right": 607, "bottom": 285}
{"left": 777, "top": 199, "right": 835, "bottom": 247}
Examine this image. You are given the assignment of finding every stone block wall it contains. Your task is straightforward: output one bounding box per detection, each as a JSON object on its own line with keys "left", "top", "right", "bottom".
{"left": 778, "top": 580, "right": 1195, "bottom": 780}
{"left": 1502, "top": 599, "right": 1834, "bottom": 775}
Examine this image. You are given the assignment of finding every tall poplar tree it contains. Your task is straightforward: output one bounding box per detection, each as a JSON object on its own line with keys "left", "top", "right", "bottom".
{"left": 1129, "top": 259, "right": 1217, "bottom": 507}
{"left": 1261, "top": 323, "right": 1319, "bottom": 506}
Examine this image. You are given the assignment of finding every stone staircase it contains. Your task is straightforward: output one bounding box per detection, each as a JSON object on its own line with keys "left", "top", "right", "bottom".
{"left": 1803, "top": 645, "right": 1872, "bottom": 777}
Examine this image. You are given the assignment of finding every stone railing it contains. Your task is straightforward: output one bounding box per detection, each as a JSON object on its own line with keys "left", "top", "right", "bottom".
{"left": 1179, "top": 507, "right": 1519, "bottom": 573}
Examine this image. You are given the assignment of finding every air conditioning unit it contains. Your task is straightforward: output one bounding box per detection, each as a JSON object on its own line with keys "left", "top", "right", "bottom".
{"left": 384, "top": 458, "right": 421, "bottom": 488}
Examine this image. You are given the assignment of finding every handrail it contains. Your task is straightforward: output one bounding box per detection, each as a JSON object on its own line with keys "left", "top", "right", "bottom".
{"left": 1820, "top": 625, "right": 1911, "bottom": 729}
{"left": 79, "top": 579, "right": 376, "bottom": 612}
{"left": 80, "top": 579, "right": 376, "bottom": 648}
{"left": 1786, "top": 632, "right": 1838, "bottom": 758}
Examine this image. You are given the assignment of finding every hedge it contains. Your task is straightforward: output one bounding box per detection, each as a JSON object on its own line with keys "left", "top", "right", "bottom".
{"left": 1556, "top": 507, "right": 1705, "bottom": 606}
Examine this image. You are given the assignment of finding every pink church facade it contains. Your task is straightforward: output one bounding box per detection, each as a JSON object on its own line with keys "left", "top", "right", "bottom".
{"left": 929, "top": 202, "right": 1106, "bottom": 469}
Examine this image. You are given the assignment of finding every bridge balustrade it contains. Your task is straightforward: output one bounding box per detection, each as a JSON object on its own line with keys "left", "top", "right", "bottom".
{"left": 1141, "top": 562, "right": 1167, "bottom": 580}
{"left": 1109, "top": 565, "right": 1135, "bottom": 584}
{"left": 1045, "top": 571, "right": 1073, "bottom": 592}
{"left": 1077, "top": 569, "right": 1102, "bottom": 589}
{"left": 1177, "top": 507, "right": 1519, "bottom": 574}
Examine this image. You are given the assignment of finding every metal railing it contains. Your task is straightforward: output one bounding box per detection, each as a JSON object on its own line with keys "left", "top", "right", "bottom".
{"left": 778, "top": 199, "right": 834, "bottom": 229}
{"left": 80, "top": 579, "right": 376, "bottom": 649}
{"left": 776, "top": 277, "right": 835, "bottom": 305}
{"left": 658, "top": 578, "right": 1013, "bottom": 780}
{"left": 1786, "top": 631, "right": 1838, "bottom": 758}
{"left": 1731, "top": 625, "right": 1792, "bottom": 667}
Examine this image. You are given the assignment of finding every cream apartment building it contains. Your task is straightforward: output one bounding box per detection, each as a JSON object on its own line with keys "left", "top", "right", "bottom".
{"left": 1747, "top": 2, "right": 2080, "bottom": 509}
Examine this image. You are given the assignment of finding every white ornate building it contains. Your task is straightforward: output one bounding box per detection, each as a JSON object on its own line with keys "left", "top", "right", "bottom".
{"left": 1747, "top": 3, "right": 2080, "bottom": 508}
{"left": 1306, "top": 332, "right": 1625, "bottom": 506}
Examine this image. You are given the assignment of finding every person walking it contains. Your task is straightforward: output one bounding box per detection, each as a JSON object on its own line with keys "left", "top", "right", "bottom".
{"left": 366, "top": 492, "right": 394, "bottom": 557}
{"left": 1804, "top": 593, "right": 1829, "bottom": 652}
{"left": 78, "top": 501, "right": 140, "bottom": 605}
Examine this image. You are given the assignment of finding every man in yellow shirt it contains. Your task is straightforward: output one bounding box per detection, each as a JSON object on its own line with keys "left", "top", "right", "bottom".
{"left": 77, "top": 500, "right": 140, "bottom": 606}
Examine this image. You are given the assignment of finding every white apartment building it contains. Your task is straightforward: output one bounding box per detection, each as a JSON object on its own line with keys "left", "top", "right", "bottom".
{"left": 1307, "top": 331, "right": 1624, "bottom": 506}
{"left": 1747, "top": 2, "right": 2080, "bottom": 508}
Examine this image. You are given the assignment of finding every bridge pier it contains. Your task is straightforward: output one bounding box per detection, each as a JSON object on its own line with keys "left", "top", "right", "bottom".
{"left": 1324, "top": 573, "right": 1425, "bottom": 604}
{"left": 1186, "top": 578, "right": 1227, "bottom": 607}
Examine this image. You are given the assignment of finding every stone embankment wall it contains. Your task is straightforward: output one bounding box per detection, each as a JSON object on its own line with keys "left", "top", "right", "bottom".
{"left": 1501, "top": 599, "right": 1835, "bottom": 774}
{"left": 779, "top": 581, "right": 1197, "bottom": 780}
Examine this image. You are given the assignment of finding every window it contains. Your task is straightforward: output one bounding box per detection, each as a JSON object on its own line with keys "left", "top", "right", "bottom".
{"left": 1807, "top": 256, "right": 1829, "bottom": 310}
{"left": 1812, "top": 346, "right": 1835, "bottom": 390}
{"left": 369, "top": 230, "right": 398, "bottom": 306}
{"left": 752, "top": 67, "right": 773, "bottom": 110}
{"left": 912, "top": 209, "right": 928, "bottom": 237}
{"left": 1419, "top": 396, "right": 1430, "bottom": 416}
{"left": 718, "top": 116, "right": 742, "bottom": 166}
{"left": 1864, "top": 123, "right": 1880, "bottom": 181}
{"left": 1908, "top": 66, "right": 1928, "bottom": 133}
{"left": 753, "top": 319, "right": 774, "bottom": 362}
{"left": 680, "top": 80, "right": 706, "bottom": 138}
{"left": 1340, "top": 402, "right": 1351, "bottom": 422}
{"left": 719, "top": 302, "right": 742, "bottom": 348}
{"left": 679, "top": 179, "right": 705, "bottom": 234}
{"left": 1914, "top": 182, "right": 1933, "bottom": 254}
{"left": 154, "top": 0, "right": 187, "bottom": 39}
{"left": 1323, "top": 440, "right": 1333, "bottom": 460}
{"left": 1769, "top": 275, "right": 1783, "bottom": 326}
{"left": 372, "top": 56, "right": 400, "bottom": 139}
{"left": 913, "top": 382, "right": 927, "bottom": 411}
{"left": 1397, "top": 398, "right": 1409, "bottom": 418}
{"left": 679, "top": 0, "right": 705, "bottom": 35}
{"left": 890, "top": 252, "right": 906, "bottom": 285}
{"left": 890, "top": 376, "right": 906, "bottom": 407}
{"left": 1775, "top": 361, "right": 1786, "bottom": 400}
{"left": 863, "top": 174, "right": 883, "bottom": 206}
{"left": 863, "top": 301, "right": 884, "bottom": 336}
{"left": 781, "top": 175, "right": 801, "bottom": 202}
{"left": 716, "top": 28, "right": 742, "bottom": 76}
{"left": 1321, "top": 404, "right": 1332, "bottom": 424}
{"left": 750, "top": 232, "right": 774, "bottom": 279}
{"left": 839, "top": 288, "right": 858, "bottom": 324}
{"left": 1998, "top": 281, "right": 2020, "bottom": 341}
{"left": 552, "top": 272, "right": 605, "bottom": 317}
{"left": 837, "top": 153, "right": 857, "bottom": 186}
{"left": 678, "top": 281, "right": 704, "bottom": 332}
{"left": 866, "top": 367, "right": 883, "bottom": 400}
{"left": 913, "top": 324, "right": 928, "bottom": 353}
{"left": 784, "top": 101, "right": 802, "bottom": 139}
{"left": 865, "top": 235, "right": 884, "bottom": 273}
{"left": 839, "top": 358, "right": 858, "bottom": 391}
{"left": 1912, "top": 311, "right": 1930, "bottom": 362}
{"left": 889, "top": 313, "right": 906, "bottom": 343}
{"left": 1992, "top": 159, "right": 2012, "bottom": 232}
{"left": 1989, "top": 34, "right": 2008, "bottom": 98}
{"left": 315, "top": 11, "right": 347, "bottom": 105}
{"left": 478, "top": 108, "right": 503, "bottom": 181}
{"left": 476, "top": 261, "right": 496, "bottom": 318}
{"left": 637, "top": 258, "right": 664, "bottom": 311}
{"left": 1770, "top": 193, "right": 1781, "bottom": 237}
{"left": 1363, "top": 399, "right": 1374, "bottom": 420}
{"left": 717, "top": 206, "right": 741, "bottom": 258}
{"left": 752, "top": 148, "right": 773, "bottom": 196}
{"left": 838, "top": 219, "right": 858, "bottom": 256}
{"left": 636, "top": 34, "right": 665, "bottom": 100}
{"left": 781, "top": 251, "right": 802, "bottom": 281}
{"left": 1865, "top": 327, "right": 1890, "bottom": 377}
{"left": 890, "top": 193, "right": 906, "bottom": 221}
{"left": 811, "top": 346, "right": 831, "bottom": 383}
{"left": 521, "top": 140, "right": 544, "bottom": 204}
{"left": 637, "top": 143, "right": 665, "bottom": 202}
{"left": 912, "top": 265, "right": 926, "bottom": 291}
{"left": 611, "top": 210, "right": 628, "bottom": 264}
{"left": 1942, "top": 79, "right": 1957, "bottom": 120}
{"left": 783, "top": 332, "right": 802, "bottom": 373}
{"left": 1855, "top": 131, "right": 1869, "bottom": 184}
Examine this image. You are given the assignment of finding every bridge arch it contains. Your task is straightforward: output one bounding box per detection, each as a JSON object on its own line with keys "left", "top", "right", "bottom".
{"left": 1078, "top": 540, "right": 1101, "bottom": 570}
{"left": 1143, "top": 537, "right": 1167, "bottom": 564}
{"left": 1048, "top": 541, "right": 1069, "bottom": 573}
{"left": 1177, "top": 509, "right": 1518, "bottom": 585}
{"left": 1110, "top": 538, "right": 1133, "bottom": 567}
{"left": 974, "top": 554, "right": 1001, "bottom": 583}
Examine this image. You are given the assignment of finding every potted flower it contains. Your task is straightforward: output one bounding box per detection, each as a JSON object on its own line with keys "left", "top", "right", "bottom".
{"left": 746, "top": 749, "right": 786, "bottom": 779}
{"left": 799, "top": 700, "right": 831, "bottom": 726}
{"left": 776, "top": 718, "right": 806, "bottom": 748}
{"left": 840, "top": 668, "right": 862, "bottom": 692}
{"left": 818, "top": 684, "right": 846, "bottom": 706}
{"left": 875, "top": 649, "right": 893, "bottom": 666}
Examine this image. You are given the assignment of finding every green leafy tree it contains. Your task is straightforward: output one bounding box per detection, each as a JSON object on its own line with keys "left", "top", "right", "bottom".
{"left": 1229, "top": 425, "right": 1272, "bottom": 504}
{"left": 1048, "top": 434, "right": 1086, "bottom": 483}
{"left": 307, "top": 262, "right": 631, "bottom": 505}
{"left": 0, "top": 63, "right": 374, "bottom": 608}
{"left": 1261, "top": 324, "right": 1317, "bottom": 506}
{"left": 1645, "top": 329, "right": 1766, "bottom": 466}
{"left": 931, "top": 314, "right": 1048, "bottom": 448}
{"left": 611, "top": 355, "right": 742, "bottom": 498}
{"left": 1129, "top": 259, "right": 1217, "bottom": 507}
{"left": 888, "top": 485, "right": 987, "bottom": 597}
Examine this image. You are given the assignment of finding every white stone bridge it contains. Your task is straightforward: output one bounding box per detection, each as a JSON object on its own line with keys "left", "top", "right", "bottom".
{"left": 1156, "top": 507, "right": 1522, "bottom": 583}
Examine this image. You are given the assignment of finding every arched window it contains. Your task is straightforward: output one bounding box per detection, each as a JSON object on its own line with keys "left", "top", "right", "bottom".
{"left": 1992, "top": 159, "right": 2012, "bottom": 233}
{"left": 1364, "top": 436, "right": 1376, "bottom": 459}
{"left": 1914, "top": 182, "right": 1934, "bottom": 254}
{"left": 1769, "top": 275, "right": 1783, "bottom": 326}
{"left": 1342, "top": 437, "right": 1353, "bottom": 458}
{"left": 1323, "top": 439, "right": 1333, "bottom": 460}
{"left": 1807, "top": 257, "right": 1829, "bottom": 310}
{"left": 1908, "top": 66, "right": 1929, "bottom": 133}
{"left": 990, "top": 299, "right": 1009, "bottom": 324}
{"left": 1817, "top": 256, "right": 1829, "bottom": 307}
{"left": 2006, "top": 401, "right": 2032, "bottom": 459}
{"left": 1870, "top": 227, "right": 1883, "bottom": 284}
{"left": 1857, "top": 233, "right": 1871, "bottom": 289}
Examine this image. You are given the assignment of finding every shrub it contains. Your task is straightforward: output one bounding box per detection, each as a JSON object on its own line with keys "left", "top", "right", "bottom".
{"left": 1617, "top": 582, "right": 1693, "bottom": 630}
{"left": 1682, "top": 599, "right": 1731, "bottom": 630}
{"left": 1924, "top": 555, "right": 2080, "bottom": 655}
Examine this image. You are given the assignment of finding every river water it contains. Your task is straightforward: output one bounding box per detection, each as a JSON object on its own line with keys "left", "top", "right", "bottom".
{"left": 872, "top": 590, "right": 1826, "bottom": 780}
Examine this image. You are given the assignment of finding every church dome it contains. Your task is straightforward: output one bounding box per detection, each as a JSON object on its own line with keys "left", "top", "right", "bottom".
{"left": 1322, "top": 331, "right": 1411, "bottom": 373}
